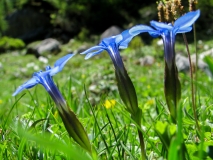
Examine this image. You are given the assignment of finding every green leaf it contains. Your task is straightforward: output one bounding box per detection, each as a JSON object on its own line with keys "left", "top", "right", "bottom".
{"left": 18, "top": 138, "right": 27, "bottom": 160}
{"left": 207, "top": 146, "right": 213, "bottom": 159}
{"left": 203, "top": 56, "right": 213, "bottom": 75}
{"left": 155, "top": 121, "right": 170, "bottom": 150}
{"left": 168, "top": 104, "right": 189, "bottom": 160}
{"left": 18, "top": 128, "right": 92, "bottom": 160}
{"left": 168, "top": 138, "right": 179, "bottom": 160}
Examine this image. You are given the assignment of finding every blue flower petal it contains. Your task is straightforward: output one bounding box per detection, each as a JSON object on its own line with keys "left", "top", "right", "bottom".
{"left": 80, "top": 46, "right": 104, "bottom": 55}
{"left": 175, "top": 26, "right": 192, "bottom": 34}
{"left": 49, "top": 67, "right": 59, "bottom": 76}
{"left": 150, "top": 21, "right": 173, "bottom": 31}
{"left": 119, "top": 37, "right": 133, "bottom": 49}
{"left": 54, "top": 54, "right": 74, "bottom": 68}
{"left": 101, "top": 36, "right": 117, "bottom": 47}
{"left": 129, "top": 24, "right": 158, "bottom": 35}
{"left": 115, "top": 35, "right": 123, "bottom": 44}
{"left": 149, "top": 32, "right": 161, "bottom": 38}
{"left": 85, "top": 49, "right": 104, "bottom": 59}
{"left": 119, "top": 30, "right": 131, "bottom": 44}
{"left": 12, "top": 77, "right": 38, "bottom": 96}
{"left": 174, "top": 10, "right": 200, "bottom": 30}
{"left": 118, "top": 29, "right": 139, "bottom": 49}
{"left": 50, "top": 54, "right": 75, "bottom": 76}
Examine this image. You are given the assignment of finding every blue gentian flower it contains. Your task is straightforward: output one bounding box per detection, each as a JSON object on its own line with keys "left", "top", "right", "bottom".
{"left": 13, "top": 54, "right": 92, "bottom": 153}
{"left": 129, "top": 10, "right": 200, "bottom": 121}
{"left": 13, "top": 54, "right": 74, "bottom": 103}
{"left": 81, "top": 29, "right": 145, "bottom": 115}
{"left": 130, "top": 10, "right": 200, "bottom": 70}
{"left": 13, "top": 54, "right": 75, "bottom": 110}
{"left": 81, "top": 28, "right": 146, "bottom": 159}
{"left": 81, "top": 27, "right": 152, "bottom": 75}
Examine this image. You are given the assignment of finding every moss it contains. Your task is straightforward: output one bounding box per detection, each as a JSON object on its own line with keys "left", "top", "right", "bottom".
{"left": 0, "top": 36, "right": 25, "bottom": 52}
{"left": 129, "top": 36, "right": 144, "bottom": 49}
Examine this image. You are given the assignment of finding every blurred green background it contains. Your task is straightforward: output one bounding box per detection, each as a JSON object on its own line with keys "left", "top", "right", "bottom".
{"left": 0, "top": 0, "right": 213, "bottom": 47}
{"left": 1, "top": 1, "right": 213, "bottom": 159}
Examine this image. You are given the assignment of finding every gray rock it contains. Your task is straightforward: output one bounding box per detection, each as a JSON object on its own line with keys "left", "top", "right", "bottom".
{"left": 191, "top": 54, "right": 212, "bottom": 77}
{"left": 137, "top": 55, "right": 155, "bottom": 66}
{"left": 175, "top": 54, "right": 190, "bottom": 72}
{"left": 176, "top": 54, "right": 212, "bottom": 77}
{"left": 191, "top": 54, "right": 208, "bottom": 70}
{"left": 27, "top": 38, "right": 61, "bottom": 58}
{"left": 199, "top": 48, "right": 213, "bottom": 59}
{"left": 100, "top": 26, "right": 122, "bottom": 41}
{"left": 76, "top": 45, "right": 91, "bottom": 54}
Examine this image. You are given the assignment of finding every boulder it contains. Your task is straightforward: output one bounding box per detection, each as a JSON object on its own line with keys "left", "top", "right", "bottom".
{"left": 137, "top": 55, "right": 155, "bottom": 66}
{"left": 27, "top": 38, "right": 61, "bottom": 58}
{"left": 100, "top": 26, "right": 122, "bottom": 41}
{"left": 75, "top": 45, "right": 91, "bottom": 54}
{"left": 176, "top": 53, "right": 212, "bottom": 77}
{"left": 199, "top": 48, "right": 213, "bottom": 59}
{"left": 175, "top": 54, "right": 190, "bottom": 72}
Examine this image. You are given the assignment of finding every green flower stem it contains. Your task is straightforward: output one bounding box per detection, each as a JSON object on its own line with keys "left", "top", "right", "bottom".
{"left": 182, "top": 33, "right": 200, "bottom": 131}
{"left": 138, "top": 127, "right": 146, "bottom": 160}
{"left": 193, "top": 23, "right": 198, "bottom": 111}
{"left": 132, "top": 113, "right": 146, "bottom": 160}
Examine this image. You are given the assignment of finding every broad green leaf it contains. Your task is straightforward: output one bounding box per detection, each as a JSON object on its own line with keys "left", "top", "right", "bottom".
{"left": 155, "top": 121, "right": 170, "bottom": 150}
{"left": 204, "top": 56, "right": 213, "bottom": 75}
{"left": 18, "top": 128, "right": 92, "bottom": 160}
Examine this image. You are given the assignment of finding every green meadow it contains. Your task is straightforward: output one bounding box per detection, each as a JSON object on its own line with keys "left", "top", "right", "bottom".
{"left": 0, "top": 37, "right": 213, "bottom": 159}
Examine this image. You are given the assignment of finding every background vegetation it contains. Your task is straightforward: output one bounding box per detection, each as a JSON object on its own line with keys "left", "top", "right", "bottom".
{"left": 0, "top": 0, "right": 213, "bottom": 159}
{"left": 0, "top": 0, "right": 213, "bottom": 43}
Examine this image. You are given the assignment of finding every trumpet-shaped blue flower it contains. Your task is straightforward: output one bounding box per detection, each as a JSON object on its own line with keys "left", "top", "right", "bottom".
{"left": 81, "top": 27, "right": 153, "bottom": 75}
{"left": 129, "top": 10, "right": 200, "bottom": 121}
{"left": 13, "top": 54, "right": 74, "bottom": 106}
{"left": 81, "top": 27, "right": 146, "bottom": 159}
{"left": 81, "top": 29, "right": 144, "bottom": 115}
{"left": 13, "top": 54, "right": 92, "bottom": 153}
{"left": 82, "top": 28, "right": 146, "bottom": 149}
{"left": 130, "top": 10, "right": 200, "bottom": 70}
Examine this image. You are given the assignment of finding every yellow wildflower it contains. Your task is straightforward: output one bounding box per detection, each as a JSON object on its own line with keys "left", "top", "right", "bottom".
{"left": 54, "top": 110, "right": 59, "bottom": 119}
{"left": 81, "top": 74, "right": 85, "bottom": 79}
{"left": 104, "top": 99, "right": 116, "bottom": 109}
{"left": 144, "top": 99, "right": 155, "bottom": 110}
{"left": 146, "top": 99, "right": 155, "bottom": 105}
